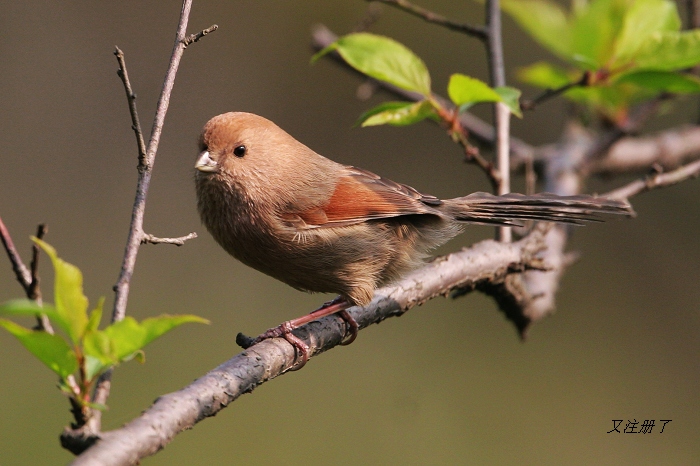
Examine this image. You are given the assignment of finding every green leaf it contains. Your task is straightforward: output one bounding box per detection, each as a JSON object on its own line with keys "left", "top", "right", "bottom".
{"left": 569, "top": 0, "right": 629, "bottom": 68}
{"left": 84, "top": 354, "right": 109, "bottom": 382}
{"left": 0, "top": 299, "right": 60, "bottom": 321}
{"left": 358, "top": 101, "right": 437, "bottom": 127}
{"left": 501, "top": 0, "right": 572, "bottom": 60}
{"left": 312, "top": 33, "right": 432, "bottom": 96}
{"left": 86, "top": 297, "right": 104, "bottom": 333}
{"left": 137, "top": 315, "right": 210, "bottom": 353}
{"left": 447, "top": 74, "right": 502, "bottom": 106}
{"left": 0, "top": 319, "right": 77, "bottom": 378}
{"left": 517, "top": 62, "right": 574, "bottom": 88}
{"left": 613, "top": 70, "right": 700, "bottom": 93}
{"left": 33, "top": 239, "right": 88, "bottom": 344}
{"left": 83, "top": 329, "right": 114, "bottom": 365}
{"left": 494, "top": 86, "right": 523, "bottom": 118}
{"left": 630, "top": 29, "right": 700, "bottom": 71}
{"left": 611, "top": 0, "right": 681, "bottom": 66}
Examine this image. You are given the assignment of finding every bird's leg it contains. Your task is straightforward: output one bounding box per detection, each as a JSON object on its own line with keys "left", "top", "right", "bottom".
{"left": 238, "top": 297, "right": 358, "bottom": 371}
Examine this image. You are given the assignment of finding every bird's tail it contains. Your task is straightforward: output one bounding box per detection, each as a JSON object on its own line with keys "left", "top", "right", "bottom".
{"left": 441, "top": 192, "right": 634, "bottom": 226}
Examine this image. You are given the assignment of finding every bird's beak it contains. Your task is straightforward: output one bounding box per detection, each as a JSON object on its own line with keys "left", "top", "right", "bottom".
{"left": 195, "top": 151, "right": 218, "bottom": 173}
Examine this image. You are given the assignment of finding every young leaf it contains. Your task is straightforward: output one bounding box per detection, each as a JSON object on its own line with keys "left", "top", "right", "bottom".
{"left": 86, "top": 296, "right": 104, "bottom": 333}
{"left": 494, "top": 87, "right": 523, "bottom": 118}
{"left": 611, "top": 0, "right": 680, "bottom": 66}
{"left": 447, "top": 74, "right": 502, "bottom": 106}
{"left": 138, "top": 315, "right": 210, "bottom": 352}
{"left": 569, "top": 0, "right": 628, "bottom": 69}
{"left": 312, "top": 33, "right": 432, "bottom": 97}
{"left": 358, "top": 101, "right": 436, "bottom": 127}
{"left": 613, "top": 70, "right": 700, "bottom": 93}
{"left": 0, "top": 299, "right": 60, "bottom": 321}
{"left": 500, "top": 0, "right": 572, "bottom": 60}
{"left": 33, "top": 239, "right": 88, "bottom": 344}
{"left": 630, "top": 30, "right": 700, "bottom": 71}
{"left": 517, "top": 62, "right": 573, "bottom": 88}
{"left": 0, "top": 319, "right": 77, "bottom": 378}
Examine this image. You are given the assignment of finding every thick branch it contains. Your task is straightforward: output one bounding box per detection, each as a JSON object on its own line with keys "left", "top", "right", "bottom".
{"left": 585, "top": 125, "right": 700, "bottom": 175}
{"left": 369, "top": 0, "right": 488, "bottom": 39}
{"left": 69, "top": 232, "right": 547, "bottom": 465}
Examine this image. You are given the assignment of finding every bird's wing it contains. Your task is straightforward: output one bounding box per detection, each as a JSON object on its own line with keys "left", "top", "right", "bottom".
{"left": 286, "top": 166, "right": 443, "bottom": 229}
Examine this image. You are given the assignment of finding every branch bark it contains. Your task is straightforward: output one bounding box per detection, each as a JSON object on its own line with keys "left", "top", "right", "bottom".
{"left": 70, "top": 231, "right": 548, "bottom": 465}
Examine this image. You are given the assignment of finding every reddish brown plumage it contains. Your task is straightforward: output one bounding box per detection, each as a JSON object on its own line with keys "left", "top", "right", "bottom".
{"left": 195, "top": 112, "right": 633, "bottom": 306}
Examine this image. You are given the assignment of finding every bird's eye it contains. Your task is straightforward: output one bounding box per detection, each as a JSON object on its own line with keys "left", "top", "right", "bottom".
{"left": 233, "top": 145, "right": 247, "bottom": 157}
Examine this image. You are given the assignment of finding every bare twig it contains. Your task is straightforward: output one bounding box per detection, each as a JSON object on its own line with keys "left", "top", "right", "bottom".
{"left": 114, "top": 48, "right": 147, "bottom": 167}
{"left": 29, "top": 224, "right": 52, "bottom": 332}
{"left": 70, "top": 231, "right": 547, "bottom": 465}
{"left": 310, "top": 24, "right": 535, "bottom": 161}
{"left": 28, "top": 224, "right": 47, "bottom": 303}
{"left": 66, "top": 0, "right": 215, "bottom": 440}
{"left": 183, "top": 24, "right": 218, "bottom": 47}
{"left": 0, "top": 216, "right": 32, "bottom": 291}
{"left": 369, "top": 0, "right": 488, "bottom": 40}
{"left": 521, "top": 74, "right": 588, "bottom": 111}
{"left": 0, "top": 218, "right": 52, "bottom": 332}
{"left": 485, "top": 0, "right": 511, "bottom": 242}
{"left": 141, "top": 232, "right": 198, "bottom": 246}
{"left": 604, "top": 157, "right": 700, "bottom": 200}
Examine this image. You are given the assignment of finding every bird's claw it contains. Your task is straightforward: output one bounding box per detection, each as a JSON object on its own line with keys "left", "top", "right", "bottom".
{"left": 237, "top": 321, "right": 310, "bottom": 371}
{"left": 337, "top": 310, "right": 358, "bottom": 346}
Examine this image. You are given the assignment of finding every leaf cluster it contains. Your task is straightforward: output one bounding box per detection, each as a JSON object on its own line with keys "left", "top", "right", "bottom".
{"left": 503, "top": 0, "right": 700, "bottom": 119}
{"left": 313, "top": 32, "right": 522, "bottom": 130}
{"left": 0, "top": 239, "right": 208, "bottom": 410}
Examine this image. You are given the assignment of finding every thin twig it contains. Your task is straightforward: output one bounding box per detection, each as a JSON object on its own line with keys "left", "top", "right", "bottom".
{"left": 521, "top": 74, "right": 588, "bottom": 111}
{"left": 0, "top": 218, "right": 52, "bottom": 332}
{"left": 604, "top": 158, "right": 700, "bottom": 200}
{"left": 485, "top": 0, "right": 511, "bottom": 241}
{"left": 75, "top": 0, "right": 216, "bottom": 439}
{"left": 29, "top": 224, "right": 52, "bottom": 332}
{"left": 114, "top": 48, "right": 147, "bottom": 167}
{"left": 0, "top": 216, "right": 32, "bottom": 293}
{"left": 369, "top": 0, "right": 488, "bottom": 40}
{"left": 183, "top": 24, "right": 218, "bottom": 47}
{"left": 141, "top": 232, "right": 198, "bottom": 246}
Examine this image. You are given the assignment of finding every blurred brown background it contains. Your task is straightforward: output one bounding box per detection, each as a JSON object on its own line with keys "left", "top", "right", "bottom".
{"left": 1, "top": 1, "right": 698, "bottom": 464}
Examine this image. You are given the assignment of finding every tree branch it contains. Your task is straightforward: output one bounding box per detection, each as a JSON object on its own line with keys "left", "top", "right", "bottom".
{"left": 70, "top": 231, "right": 548, "bottom": 465}
{"left": 584, "top": 125, "right": 700, "bottom": 175}
{"left": 604, "top": 157, "right": 700, "bottom": 200}
{"left": 368, "top": 0, "right": 488, "bottom": 40}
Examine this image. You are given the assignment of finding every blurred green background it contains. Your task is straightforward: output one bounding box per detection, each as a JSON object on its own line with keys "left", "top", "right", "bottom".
{"left": 1, "top": 1, "right": 698, "bottom": 464}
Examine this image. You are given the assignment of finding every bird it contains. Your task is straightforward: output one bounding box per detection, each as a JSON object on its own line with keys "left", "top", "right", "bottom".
{"left": 194, "top": 112, "right": 632, "bottom": 368}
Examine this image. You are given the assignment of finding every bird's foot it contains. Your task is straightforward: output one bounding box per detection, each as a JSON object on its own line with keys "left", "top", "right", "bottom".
{"left": 236, "top": 322, "right": 310, "bottom": 370}
{"left": 235, "top": 297, "right": 359, "bottom": 371}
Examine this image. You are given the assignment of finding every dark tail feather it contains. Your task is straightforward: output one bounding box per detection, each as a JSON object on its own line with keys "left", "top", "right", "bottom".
{"left": 442, "top": 192, "right": 634, "bottom": 226}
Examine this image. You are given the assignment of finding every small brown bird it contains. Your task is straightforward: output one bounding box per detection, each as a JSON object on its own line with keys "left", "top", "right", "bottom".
{"left": 195, "top": 112, "right": 631, "bottom": 367}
